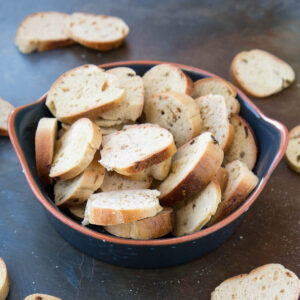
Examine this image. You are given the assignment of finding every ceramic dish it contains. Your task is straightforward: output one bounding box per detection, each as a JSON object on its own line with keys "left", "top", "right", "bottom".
{"left": 8, "top": 61, "right": 288, "bottom": 268}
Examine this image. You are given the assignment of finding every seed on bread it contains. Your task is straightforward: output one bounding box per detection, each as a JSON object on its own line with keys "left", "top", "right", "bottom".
{"left": 211, "top": 264, "right": 300, "bottom": 300}
{"left": 195, "top": 94, "right": 234, "bottom": 152}
{"left": 193, "top": 77, "right": 240, "bottom": 114}
{"left": 15, "top": 12, "right": 74, "bottom": 54}
{"left": 230, "top": 49, "right": 295, "bottom": 98}
{"left": 82, "top": 189, "right": 162, "bottom": 226}
{"left": 100, "top": 124, "right": 176, "bottom": 176}
{"left": 145, "top": 91, "right": 202, "bottom": 147}
{"left": 158, "top": 132, "right": 224, "bottom": 205}
{"left": 46, "top": 64, "right": 125, "bottom": 123}
{"left": 105, "top": 207, "right": 174, "bottom": 240}
{"left": 285, "top": 125, "right": 300, "bottom": 173}
{"left": 50, "top": 118, "right": 102, "bottom": 180}
{"left": 0, "top": 257, "right": 9, "bottom": 300}
{"left": 0, "top": 97, "right": 14, "bottom": 136}
{"left": 224, "top": 115, "right": 257, "bottom": 170}
{"left": 66, "top": 13, "right": 129, "bottom": 51}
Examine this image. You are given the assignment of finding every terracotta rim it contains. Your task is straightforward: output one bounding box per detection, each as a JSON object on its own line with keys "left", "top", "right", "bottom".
{"left": 8, "top": 60, "right": 288, "bottom": 246}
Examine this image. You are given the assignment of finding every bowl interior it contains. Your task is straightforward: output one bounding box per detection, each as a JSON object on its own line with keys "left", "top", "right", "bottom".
{"left": 11, "top": 62, "right": 285, "bottom": 241}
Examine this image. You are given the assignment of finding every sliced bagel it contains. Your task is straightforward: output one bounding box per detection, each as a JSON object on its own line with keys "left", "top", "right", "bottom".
{"left": 100, "top": 124, "right": 176, "bottom": 176}
{"left": 15, "top": 12, "right": 74, "bottom": 54}
{"left": 66, "top": 13, "right": 129, "bottom": 51}
{"left": 54, "top": 153, "right": 105, "bottom": 206}
{"left": 100, "top": 171, "right": 152, "bottom": 192}
{"left": 50, "top": 118, "right": 102, "bottom": 180}
{"left": 211, "top": 264, "right": 300, "bottom": 300}
{"left": 192, "top": 77, "right": 240, "bottom": 114}
{"left": 0, "top": 258, "right": 9, "bottom": 300}
{"left": 208, "top": 160, "right": 258, "bottom": 225}
{"left": 230, "top": 49, "right": 295, "bottom": 97}
{"left": 24, "top": 294, "right": 61, "bottom": 300}
{"left": 69, "top": 203, "right": 86, "bottom": 220}
{"left": 145, "top": 91, "right": 202, "bottom": 147}
{"left": 195, "top": 94, "right": 234, "bottom": 152}
{"left": 173, "top": 180, "right": 221, "bottom": 236}
{"left": 142, "top": 64, "right": 194, "bottom": 108}
{"left": 99, "top": 67, "right": 144, "bottom": 122}
{"left": 214, "top": 167, "right": 229, "bottom": 193}
{"left": 105, "top": 207, "right": 174, "bottom": 240}
{"left": 0, "top": 97, "right": 14, "bottom": 136}
{"left": 224, "top": 115, "right": 257, "bottom": 170}
{"left": 82, "top": 189, "right": 162, "bottom": 226}
{"left": 46, "top": 64, "right": 125, "bottom": 123}
{"left": 35, "top": 118, "right": 58, "bottom": 184}
{"left": 158, "top": 132, "right": 223, "bottom": 205}
{"left": 285, "top": 125, "right": 300, "bottom": 173}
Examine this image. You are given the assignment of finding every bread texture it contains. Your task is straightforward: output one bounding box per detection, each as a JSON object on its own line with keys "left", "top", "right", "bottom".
{"left": 145, "top": 91, "right": 202, "bottom": 147}
{"left": 214, "top": 167, "right": 228, "bottom": 193}
{"left": 285, "top": 125, "right": 300, "bottom": 172}
{"left": 0, "top": 258, "right": 9, "bottom": 300}
{"left": 193, "top": 77, "right": 240, "bottom": 114}
{"left": 211, "top": 264, "right": 300, "bottom": 300}
{"left": 173, "top": 180, "right": 221, "bottom": 236}
{"left": 230, "top": 49, "right": 295, "bottom": 98}
{"left": 224, "top": 115, "right": 257, "bottom": 170}
{"left": 50, "top": 118, "right": 102, "bottom": 180}
{"left": 195, "top": 94, "right": 234, "bottom": 152}
{"left": 54, "top": 153, "right": 105, "bottom": 206}
{"left": 46, "top": 64, "right": 125, "bottom": 123}
{"left": 15, "top": 12, "right": 73, "bottom": 54}
{"left": 99, "top": 67, "right": 144, "bottom": 122}
{"left": 158, "top": 132, "right": 224, "bottom": 205}
{"left": 66, "top": 13, "right": 129, "bottom": 51}
{"left": 100, "top": 171, "right": 152, "bottom": 192}
{"left": 100, "top": 124, "right": 176, "bottom": 176}
{"left": 0, "top": 97, "right": 14, "bottom": 136}
{"left": 82, "top": 189, "right": 162, "bottom": 226}
{"left": 24, "top": 294, "right": 62, "bottom": 300}
{"left": 209, "top": 160, "right": 258, "bottom": 224}
{"left": 149, "top": 157, "right": 172, "bottom": 181}
{"left": 35, "top": 118, "right": 58, "bottom": 184}
{"left": 142, "top": 64, "right": 194, "bottom": 108}
{"left": 69, "top": 203, "right": 86, "bottom": 220}
{"left": 105, "top": 207, "right": 174, "bottom": 239}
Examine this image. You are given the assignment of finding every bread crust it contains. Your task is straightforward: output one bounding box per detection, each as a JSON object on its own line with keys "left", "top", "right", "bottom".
{"left": 35, "top": 118, "right": 57, "bottom": 185}
{"left": 0, "top": 257, "right": 9, "bottom": 300}
{"left": 68, "top": 203, "right": 86, "bottom": 220}
{"left": 0, "top": 97, "right": 14, "bottom": 136}
{"left": 24, "top": 294, "right": 62, "bottom": 300}
{"left": 285, "top": 125, "right": 300, "bottom": 172}
{"left": 104, "top": 207, "right": 174, "bottom": 239}
{"left": 214, "top": 167, "right": 228, "bottom": 193}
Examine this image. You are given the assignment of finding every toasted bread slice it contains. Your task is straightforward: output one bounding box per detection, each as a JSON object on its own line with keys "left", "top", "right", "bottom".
{"left": 35, "top": 118, "right": 58, "bottom": 184}
{"left": 15, "top": 12, "right": 74, "bottom": 54}
{"left": 99, "top": 67, "right": 144, "bottom": 122}
{"left": 173, "top": 181, "right": 221, "bottom": 236}
{"left": 82, "top": 190, "right": 162, "bottom": 226}
{"left": 145, "top": 91, "right": 201, "bottom": 147}
{"left": 0, "top": 258, "right": 9, "bottom": 300}
{"left": 285, "top": 125, "right": 300, "bottom": 172}
{"left": 54, "top": 153, "right": 105, "bottom": 206}
{"left": 105, "top": 207, "right": 174, "bottom": 239}
{"left": 24, "top": 294, "right": 61, "bottom": 300}
{"left": 142, "top": 64, "right": 194, "bottom": 108}
{"left": 69, "top": 203, "right": 86, "bottom": 220}
{"left": 214, "top": 167, "right": 228, "bottom": 193}
{"left": 0, "top": 97, "right": 14, "bottom": 136}
{"left": 224, "top": 115, "right": 257, "bottom": 170}
{"left": 50, "top": 118, "right": 102, "bottom": 180}
{"left": 100, "top": 124, "right": 176, "bottom": 176}
{"left": 100, "top": 171, "right": 152, "bottom": 192}
{"left": 208, "top": 160, "right": 258, "bottom": 224}
{"left": 211, "top": 264, "right": 300, "bottom": 300}
{"left": 193, "top": 77, "right": 240, "bottom": 114}
{"left": 46, "top": 64, "right": 125, "bottom": 123}
{"left": 158, "top": 132, "right": 223, "bottom": 205}
{"left": 195, "top": 94, "right": 234, "bottom": 152}
{"left": 66, "top": 13, "right": 129, "bottom": 51}
{"left": 230, "top": 49, "right": 295, "bottom": 98}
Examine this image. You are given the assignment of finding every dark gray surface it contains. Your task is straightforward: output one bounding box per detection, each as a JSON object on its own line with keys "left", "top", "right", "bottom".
{"left": 0, "top": 0, "right": 300, "bottom": 299}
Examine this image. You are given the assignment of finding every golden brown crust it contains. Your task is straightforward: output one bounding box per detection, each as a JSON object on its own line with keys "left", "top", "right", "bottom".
{"left": 0, "top": 257, "right": 9, "bottom": 300}
{"left": 37, "top": 39, "right": 74, "bottom": 52}
{"left": 285, "top": 125, "right": 300, "bottom": 172}
{"left": 223, "top": 123, "right": 235, "bottom": 153}
{"left": 214, "top": 167, "right": 228, "bottom": 193}
{"left": 35, "top": 118, "right": 57, "bottom": 184}
{"left": 184, "top": 72, "right": 194, "bottom": 96}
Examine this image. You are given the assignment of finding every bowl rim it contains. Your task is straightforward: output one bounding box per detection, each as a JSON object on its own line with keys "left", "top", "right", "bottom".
{"left": 8, "top": 60, "right": 288, "bottom": 246}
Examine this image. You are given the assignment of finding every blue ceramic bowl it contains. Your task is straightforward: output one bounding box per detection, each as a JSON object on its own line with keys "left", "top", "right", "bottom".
{"left": 8, "top": 61, "right": 288, "bottom": 268}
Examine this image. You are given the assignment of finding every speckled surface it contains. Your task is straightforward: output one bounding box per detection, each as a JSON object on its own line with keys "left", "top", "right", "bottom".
{"left": 0, "top": 0, "right": 299, "bottom": 299}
